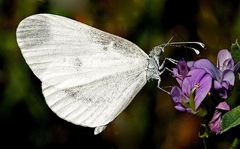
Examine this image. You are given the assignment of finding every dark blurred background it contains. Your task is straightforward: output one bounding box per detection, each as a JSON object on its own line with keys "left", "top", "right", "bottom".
{"left": 0, "top": 0, "right": 240, "bottom": 148}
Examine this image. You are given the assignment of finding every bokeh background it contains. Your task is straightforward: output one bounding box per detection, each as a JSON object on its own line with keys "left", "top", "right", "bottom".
{"left": 0, "top": 0, "right": 240, "bottom": 148}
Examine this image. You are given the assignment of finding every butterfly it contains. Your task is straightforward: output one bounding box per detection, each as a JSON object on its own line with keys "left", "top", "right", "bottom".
{"left": 16, "top": 14, "right": 204, "bottom": 134}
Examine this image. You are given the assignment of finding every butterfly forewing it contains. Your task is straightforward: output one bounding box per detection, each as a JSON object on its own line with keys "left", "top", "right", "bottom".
{"left": 16, "top": 14, "right": 149, "bottom": 128}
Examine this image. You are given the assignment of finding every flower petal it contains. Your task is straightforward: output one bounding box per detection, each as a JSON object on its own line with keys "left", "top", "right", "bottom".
{"left": 221, "top": 81, "right": 230, "bottom": 90}
{"left": 222, "top": 70, "right": 235, "bottom": 86}
{"left": 213, "top": 80, "right": 222, "bottom": 90}
{"left": 219, "top": 90, "right": 228, "bottom": 99}
{"left": 216, "top": 102, "right": 230, "bottom": 111}
{"left": 177, "top": 59, "right": 189, "bottom": 77}
{"left": 208, "top": 110, "right": 222, "bottom": 134}
{"left": 193, "top": 59, "right": 221, "bottom": 81}
{"left": 172, "top": 60, "right": 190, "bottom": 85}
{"left": 172, "top": 68, "right": 183, "bottom": 85}
{"left": 187, "top": 61, "right": 195, "bottom": 68}
{"left": 234, "top": 62, "right": 240, "bottom": 74}
{"left": 182, "top": 77, "right": 191, "bottom": 96}
{"left": 175, "top": 104, "right": 187, "bottom": 112}
{"left": 222, "top": 59, "right": 234, "bottom": 71}
{"left": 194, "top": 74, "right": 212, "bottom": 109}
{"left": 187, "top": 61, "right": 194, "bottom": 68}
{"left": 217, "top": 49, "right": 233, "bottom": 71}
{"left": 170, "top": 86, "right": 187, "bottom": 103}
{"left": 182, "top": 68, "right": 209, "bottom": 96}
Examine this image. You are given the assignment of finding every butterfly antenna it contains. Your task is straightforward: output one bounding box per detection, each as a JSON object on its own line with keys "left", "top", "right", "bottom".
{"left": 161, "top": 42, "right": 205, "bottom": 55}
{"left": 162, "top": 36, "right": 175, "bottom": 52}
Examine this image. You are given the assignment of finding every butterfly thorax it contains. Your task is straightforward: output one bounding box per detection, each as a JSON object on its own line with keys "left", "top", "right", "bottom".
{"left": 146, "top": 47, "right": 164, "bottom": 81}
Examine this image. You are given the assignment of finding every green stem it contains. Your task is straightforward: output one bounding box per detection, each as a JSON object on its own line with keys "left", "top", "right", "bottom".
{"left": 230, "top": 138, "right": 240, "bottom": 149}
{"left": 203, "top": 138, "right": 207, "bottom": 149}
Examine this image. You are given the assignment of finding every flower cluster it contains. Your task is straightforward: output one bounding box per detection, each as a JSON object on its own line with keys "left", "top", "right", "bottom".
{"left": 170, "top": 49, "right": 240, "bottom": 134}
{"left": 171, "top": 60, "right": 212, "bottom": 113}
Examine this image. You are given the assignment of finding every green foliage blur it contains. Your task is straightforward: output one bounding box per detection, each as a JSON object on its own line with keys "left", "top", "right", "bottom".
{"left": 0, "top": 0, "right": 240, "bottom": 148}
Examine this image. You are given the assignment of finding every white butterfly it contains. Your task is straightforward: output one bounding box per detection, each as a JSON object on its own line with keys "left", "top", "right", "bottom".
{"left": 16, "top": 14, "right": 204, "bottom": 135}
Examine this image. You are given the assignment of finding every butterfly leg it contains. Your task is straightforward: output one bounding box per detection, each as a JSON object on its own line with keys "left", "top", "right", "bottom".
{"left": 94, "top": 125, "right": 107, "bottom": 135}
{"left": 157, "top": 78, "right": 170, "bottom": 94}
{"left": 156, "top": 67, "right": 173, "bottom": 94}
{"left": 158, "top": 57, "right": 178, "bottom": 71}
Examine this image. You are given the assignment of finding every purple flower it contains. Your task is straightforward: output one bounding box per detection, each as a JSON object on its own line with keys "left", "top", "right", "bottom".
{"left": 172, "top": 59, "right": 190, "bottom": 85}
{"left": 192, "top": 50, "right": 240, "bottom": 99}
{"left": 216, "top": 101, "right": 230, "bottom": 111}
{"left": 171, "top": 63, "right": 212, "bottom": 113}
{"left": 208, "top": 101, "right": 230, "bottom": 134}
{"left": 217, "top": 49, "right": 234, "bottom": 71}
{"left": 208, "top": 110, "right": 222, "bottom": 134}
{"left": 169, "top": 49, "right": 238, "bottom": 135}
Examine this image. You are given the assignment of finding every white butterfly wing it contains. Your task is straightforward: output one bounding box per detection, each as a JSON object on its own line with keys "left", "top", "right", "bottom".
{"left": 16, "top": 14, "right": 149, "bottom": 129}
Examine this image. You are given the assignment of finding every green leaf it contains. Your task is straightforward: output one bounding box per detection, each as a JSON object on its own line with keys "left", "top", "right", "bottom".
{"left": 221, "top": 106, "right": 240, "bottom": 133}
{"left": 231, "top": 138, "right": 240, "bottom": 149}
{"left": 197, "top": 107, "right": 207, "bottom": 117}
{"left": 231, "top": 40, "right": 240, "bottom": 62}
{"left": 189, "top": 93, "right": 195, "bottom": 111}
{"left": 189, "top": 87, "right": 197, "bottom": 111}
